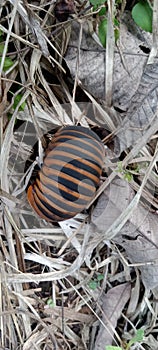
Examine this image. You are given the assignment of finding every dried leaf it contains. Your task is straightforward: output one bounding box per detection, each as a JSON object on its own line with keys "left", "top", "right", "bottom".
{"left": 65, "top": 17, "right": 149, "bottom": 108}
{"left": 126, "top": 269, "right": 140, "bottom": 316}
{"left": 92, "top": 178, "right": 158, "bottom": 289}
{"left": 91, "top": 177, "right": 134, "bottom": 232}
{"left": 114, "top": 63, "right": 158, "bottom": 155}
{"left": 93, "top": 283, "right": 131, "bottom": 349}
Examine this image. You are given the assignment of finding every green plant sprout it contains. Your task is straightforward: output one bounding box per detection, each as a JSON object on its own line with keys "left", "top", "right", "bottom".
{"left": 0, "top": 30, "right": 14, "bottom": 71}
{"left": 89, "top": 0, "right": 153, "bottom": 48}
{"left": 12, "top": 93, "right": 26, "bottom": 112}
{"left": 126, "top": 328, "right": 144, "bottom": 350}
{"left": 46, "top": 298, "right": 55, "bottom": 308}
{"left": 8, "top": 93, "right": 26, "bottom": 121}
{"left": 105, "top": 328, "right": 144, "bottom": 350}
{"left": 88, "top": 274, "right": 104, "bottom": 290}
{"left": 116, "top": 162, "right": 133, "bottom": 182}
{"left": 89, "top": 0, "right": 120, "bottom": 48}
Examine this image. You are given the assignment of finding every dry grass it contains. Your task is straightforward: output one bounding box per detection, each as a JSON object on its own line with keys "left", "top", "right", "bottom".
{"left": 1, "top": 1, "right": 158, "bottom": 350}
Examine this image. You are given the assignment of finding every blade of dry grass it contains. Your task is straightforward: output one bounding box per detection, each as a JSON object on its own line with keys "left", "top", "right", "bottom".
{"left": 1, "top": 91, "right": 30, "bottom": 191}
{"left": 37, "top": 66, "right": 73, "bottom": 124}
{"left": 8, "top": 0, "right": 65, "bottom": 71}
{"left": 148, "top": 0, "right": 158, "bottom": 63}
{"left": 0, "top": 0, "right": 18, "bottom": 74}
{"left": 83, "top": 88, "right": 116, "bottom": 130}
{"left": 2, "top": 223, "right": 91, "bottom": 284}
{"left": 105, "top": 0, "right": 115, "bottom": 106}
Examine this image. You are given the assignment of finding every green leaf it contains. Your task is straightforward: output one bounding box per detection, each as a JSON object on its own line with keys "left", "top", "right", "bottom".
{"left": 99, "top": 18, "right": 108, "bottom": 48}
{"left": 46, "top": 298, "right": 55, "bottom": 308}
{"left": 98, "top": 6, "right": 106, "bottom": 16}
{"left": 114, "top": 28, "right": 119, "bottom": 43}
{"left": 0, "top": 43, "right": 4, "bottom": 54}
{"left": 88, "top": 280, "right": 98, "bottom": 290}
{"left": 105, "top": 346, "right": 122, "bottom": 350}
{"left": 98, "top": 18, "right": 119, "bottom": 48}
{"left": 97, "top": 274, "right": 104, "bottom": 281}
{"left": 116, "top": 161, "right": 123, "bottom": 173}
{"left": 123, "top": 172, "right": 133, "bottom": 182}
{"left": 132, "top": 1, "right": 153, "bottom": 33}
{"left": 127, "top": 329, "right": 144, "bottom": 349}
{"left": 113, "top": 18, "right": 120, "bottom": 42}
{"left": 90, "top": 0, "right": 106, "bottom": 6}
{"left": 134, "top": 328, "right": 144, "bottom": 342}
{"left": 0, "top": 57, "right": 14, "bottom": 71}
{"left": 13, "top": 94, "right": 26, "bottom": 111}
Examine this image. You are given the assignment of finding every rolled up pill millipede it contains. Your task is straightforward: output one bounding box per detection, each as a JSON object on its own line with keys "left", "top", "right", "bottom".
{"left": 27, "top": 125, "right": 105, "bottom": 222}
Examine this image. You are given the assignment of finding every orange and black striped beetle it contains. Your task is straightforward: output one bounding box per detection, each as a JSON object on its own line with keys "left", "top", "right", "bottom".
{"left": 27, "top": 126, "right": 105, "bottom": 222}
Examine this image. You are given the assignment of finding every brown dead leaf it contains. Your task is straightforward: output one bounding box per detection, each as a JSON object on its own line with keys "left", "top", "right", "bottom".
{"left": 65, "top": 14, "right": 158, "bottom": 157}
{"left": 91, "top": 178, "right": 158, "bottom": 289}
{"left": 93, "top": 283, "right": 131, "bottom": 349}
{"left": 114, "top": 62, "right": 158, "bottom": 155}
{"left": 65, "top": 16, "right": 149, "bottom": 108}
{"left": 91, "top": 177, "right": 134, "bottom": 232}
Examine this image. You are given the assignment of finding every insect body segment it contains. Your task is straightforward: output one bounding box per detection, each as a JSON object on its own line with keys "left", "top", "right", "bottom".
{"left": 27, "top": 126, "right": 104, "bottom": 222}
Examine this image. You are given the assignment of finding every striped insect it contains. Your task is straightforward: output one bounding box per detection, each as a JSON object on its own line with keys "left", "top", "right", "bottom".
{"left": 27, "top": 126, "right": 104, "bottom": 222}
